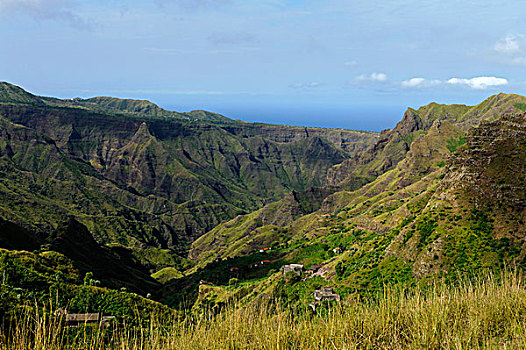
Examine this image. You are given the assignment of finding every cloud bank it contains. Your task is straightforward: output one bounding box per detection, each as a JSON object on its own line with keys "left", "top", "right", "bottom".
{"left": 356, "top": 72, "right": 387, "bottom": 82}
{"left": 401, "top": 77, "right": 441, "bottom": 88}
{"left": 402, "top": 76, "right": 508, "bottom": 90}
{"left": 447, "top": 77, "right": 508, "bottom": 90}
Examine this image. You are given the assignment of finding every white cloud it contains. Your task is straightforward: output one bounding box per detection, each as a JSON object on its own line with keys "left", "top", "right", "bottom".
{"left": 356, "top": 72, "right": 387, "bottom": 82}
{"left": 371, "top": 72, "right": 387, "bottom": 81}
{"left": 400, "top": 76, "right": 508, "bottom": 90}
{"left": 401, "top": 77, "right": 425, "bottom": 87}
{"left": 344, "top": 60, "right": 358, "bottom": 66}
{"left": 401, "top": 77, "right": 441, "bottom": 88}
{"left": 492, "top": 34, "right": 526, "bottom": 66}
{"left": 494, "top": 35, "right": 522, "bottom": 55}
{"left": 447, "top": 76, "right": 508, "bottom": 90}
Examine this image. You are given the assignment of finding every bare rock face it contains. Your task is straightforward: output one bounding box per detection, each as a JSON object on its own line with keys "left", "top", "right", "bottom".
{"left": 442, "top": 112, "right": 526, "bottom": 232}
{"left": 327, "top": 106, "right": 450, "bottom": 187}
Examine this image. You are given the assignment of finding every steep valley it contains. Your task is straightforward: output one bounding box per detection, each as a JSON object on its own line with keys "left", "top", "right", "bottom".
{"left": 0, "top": 82, "right": 525, "bottom": 315}
{"left": 0, "top": 82, "right": 375, "bottom": 294}
{"left": 175, "top": 94, "right": 526, "bottom": 308}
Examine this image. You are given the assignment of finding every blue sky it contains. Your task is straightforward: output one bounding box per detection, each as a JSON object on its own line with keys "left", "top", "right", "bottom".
{"left": 1, "top": 0, "right": 526, "bottom": 130}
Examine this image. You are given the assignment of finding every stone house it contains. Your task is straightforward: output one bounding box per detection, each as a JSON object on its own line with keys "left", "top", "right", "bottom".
{"left": 314, "top": 286, "right": 341, "bottom": 301}
{"left": 282, "top": 264, "right": 304, "bottom": 276}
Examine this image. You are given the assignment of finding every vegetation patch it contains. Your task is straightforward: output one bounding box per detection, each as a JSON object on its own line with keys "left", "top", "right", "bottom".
{"left": 446, "top": 136, "right": 466, "bottom": 152}
{"left": 416, "top": 215, "right": 438, "bottom": 248}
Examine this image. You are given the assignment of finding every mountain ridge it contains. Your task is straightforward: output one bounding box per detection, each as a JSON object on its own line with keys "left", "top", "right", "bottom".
{"left": 0, "top": 82, "right": 232, "bottom": 123}
{"left": 1, "top": 82, "right": 525, "bottom": 311}
{"left": 0, "top": 82, "right": 377, "bottom": 281}
{"left": 188, "top": 93, "right": 526, "bottom": 279}
{"left": 168, "top": 107, "right": 525, "bottom": 310}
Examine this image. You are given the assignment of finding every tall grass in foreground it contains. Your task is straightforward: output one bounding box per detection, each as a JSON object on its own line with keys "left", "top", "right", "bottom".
{"left": 2, "top": 271, "right": 526, "bottom": 349}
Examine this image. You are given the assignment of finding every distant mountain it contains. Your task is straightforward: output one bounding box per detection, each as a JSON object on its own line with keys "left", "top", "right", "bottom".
{"left": 0, "top": 82, "right": 230, "bottom": 123}
{"left": 0, "top": 82, "right": 376, "bottom": 281}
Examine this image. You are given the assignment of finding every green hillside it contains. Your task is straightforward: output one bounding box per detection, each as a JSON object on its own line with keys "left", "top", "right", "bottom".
{"left": 0, "top": 248, "right": 175, "bottom": 322}
{"left": 191, "top": 94, "right": 526, "bottom": 265}
{"left": 1, "top": 83, "right": 525, "bottom": 316}
{"left": 0, "top": 82, "right": 378, "bottom": 300}
{"left": 178, "top": 97, "right": 526, "bottom": 309}
{"left": 0, "top": 82, "right": 376, "bottom": 253}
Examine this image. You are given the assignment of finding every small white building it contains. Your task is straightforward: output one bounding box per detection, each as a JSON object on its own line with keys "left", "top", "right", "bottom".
{"left": 282, "top": 264, "right": 304, "bottom": 276}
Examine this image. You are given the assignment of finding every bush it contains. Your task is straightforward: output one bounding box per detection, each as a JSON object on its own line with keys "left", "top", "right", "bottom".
{"left": 283, "top": 271, "right": 300, "bottom": 284}
{"left": 416, "top": 216, "right": 437, "bottom": 248}
{"left": 83, "top": 272, "right": 94, "bottom": 286}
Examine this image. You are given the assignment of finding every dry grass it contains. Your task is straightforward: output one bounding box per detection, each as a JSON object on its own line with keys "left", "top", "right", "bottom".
{"left": 2, "top": 271, "right": 526, "bottom": 349}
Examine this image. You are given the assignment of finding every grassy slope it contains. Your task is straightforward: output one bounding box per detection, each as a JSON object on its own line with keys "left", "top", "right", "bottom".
{"left": 189, "top": 186, "right": 336, "bottom": 264}
{"left": 1, "top": 87, "right": 526, "bottom": 347}
{"left": 4, "top": 272, "right": 526, "bottom": 349}
{"left": 0, "top": 249, "right": 175, "bottom": 322}
{"left": 2, "top": 82, "right": 526, "bottom": 317}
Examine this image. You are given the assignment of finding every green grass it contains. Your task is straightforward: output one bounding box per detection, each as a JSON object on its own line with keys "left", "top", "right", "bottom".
{"left": 446, "top": 136, "right": 467, "bottom": 153}
{"left": 151, "top": 267, "right": 183, "bottom": 283}
{"left": 2, "top": 271, "right": 526, "bottom": 349}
